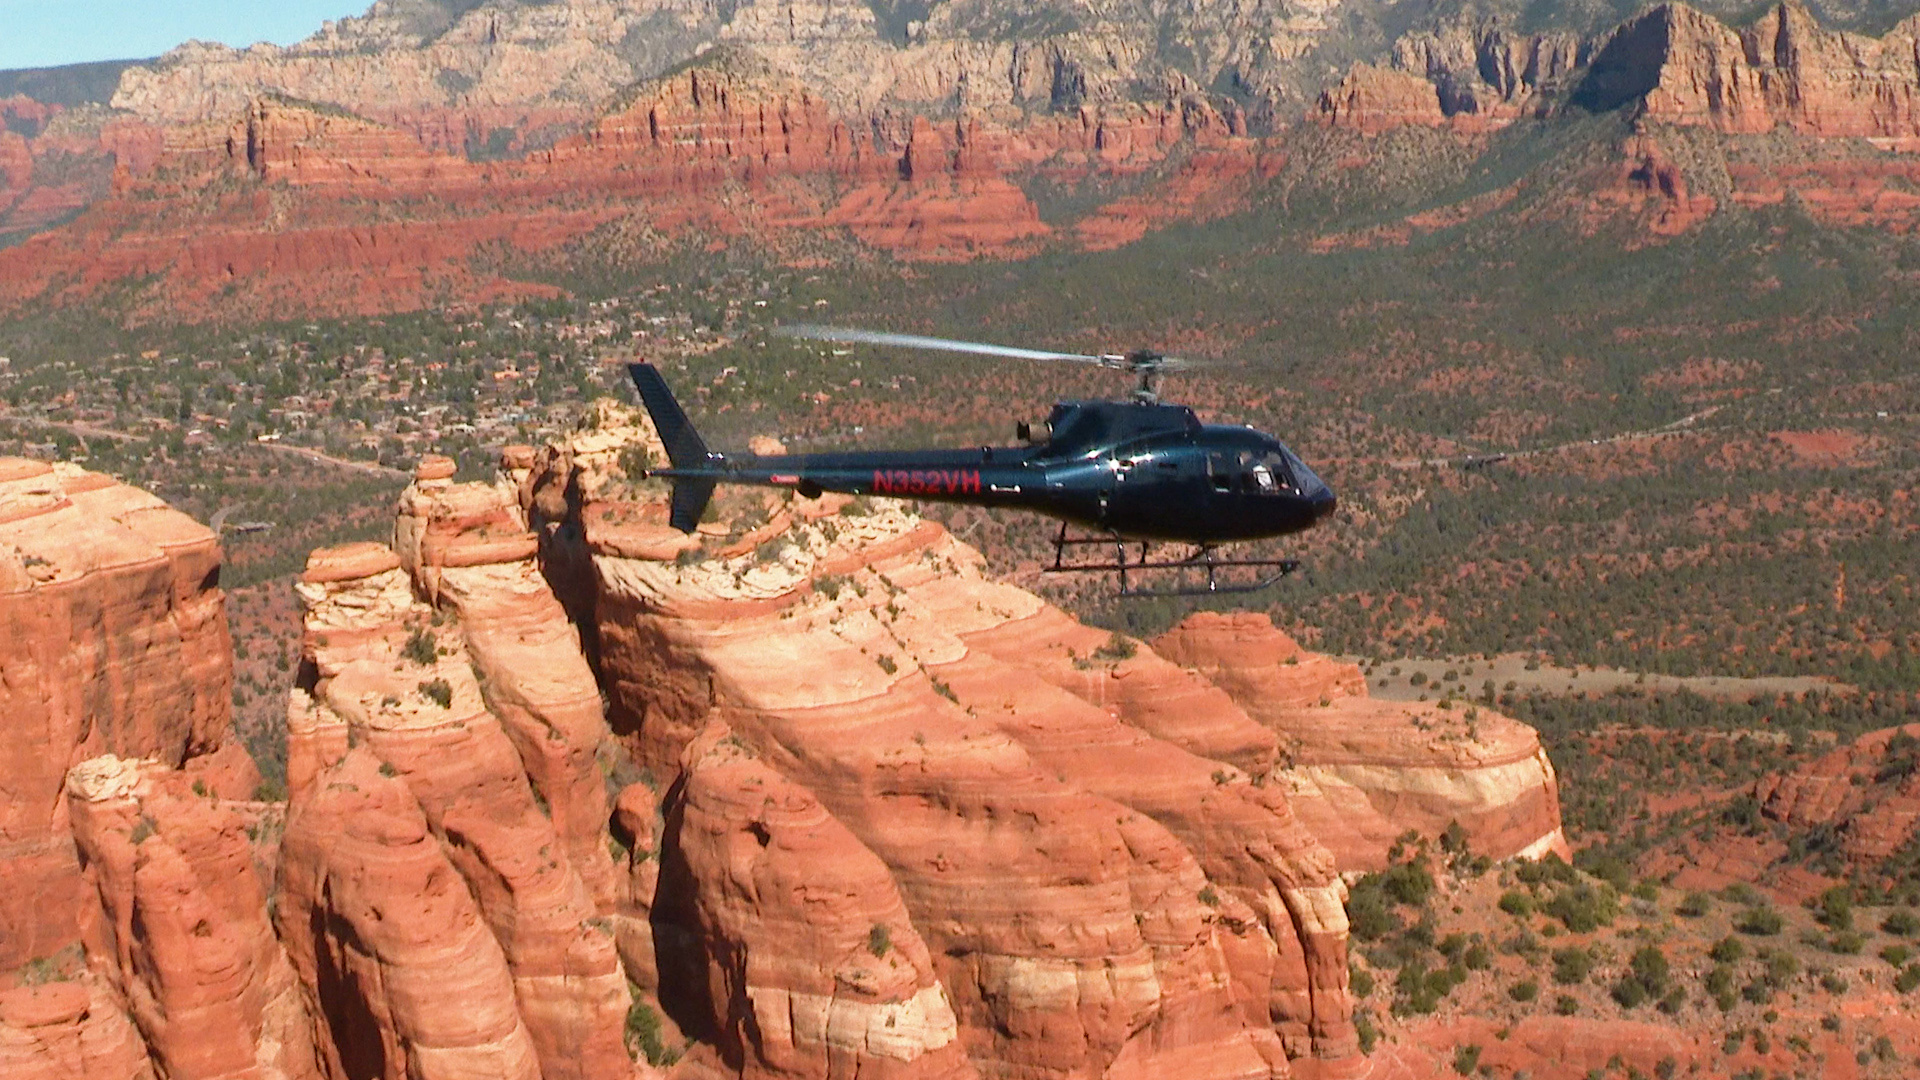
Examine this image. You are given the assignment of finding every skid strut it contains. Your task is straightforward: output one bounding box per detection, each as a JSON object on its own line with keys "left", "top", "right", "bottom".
{"left": 1044, "top": 523, "right": 1299, "bottom": 597}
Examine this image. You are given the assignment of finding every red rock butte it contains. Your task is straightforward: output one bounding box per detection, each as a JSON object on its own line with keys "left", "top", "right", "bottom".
{"left": 0, "top": 406, "right": 1572, "bottom": 1079}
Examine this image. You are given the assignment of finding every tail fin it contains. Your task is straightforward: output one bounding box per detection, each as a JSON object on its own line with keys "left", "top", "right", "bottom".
{"left": 627, "top": 363, "right": 717, "bottom": 533}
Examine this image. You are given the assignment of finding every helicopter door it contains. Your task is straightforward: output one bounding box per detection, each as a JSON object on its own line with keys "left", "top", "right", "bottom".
{"left": 1207, "top": 453, "right": 1235, "bottom": 493}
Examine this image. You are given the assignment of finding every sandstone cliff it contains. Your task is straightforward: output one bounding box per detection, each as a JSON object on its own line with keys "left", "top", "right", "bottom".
{"left": 1317, "top": 2, "right": 1920, "bottom": 139}
{"left": 2, "top": 2, "right": 1917, "bottom": 314}
{"left": 1757, "top": 722, "right": 1920, "bottom": 866}
{"left": 0, "top": 458, "right": 234, "bottom": 972}
{"left": 0, "top": 457, "right": 319, "bottom": 1080}
{"left": 1152, "top": 612, "right": 1570, "bottom": 871}
{"left": 104, "top": 0, "right": 1342, "bottom": 140}
{"left": 0, "top": 441, "right": 1575, "bottom": 1078}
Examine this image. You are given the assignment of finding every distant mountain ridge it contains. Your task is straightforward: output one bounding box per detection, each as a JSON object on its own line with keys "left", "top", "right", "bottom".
{"left": 99, "top": 0, "right": 1920, "bottom": 137}
{"left": 2, "top": 1, "right": 1920, "bottom": 319}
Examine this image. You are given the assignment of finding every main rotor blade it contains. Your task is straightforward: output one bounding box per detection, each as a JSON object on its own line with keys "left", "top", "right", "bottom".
{"left": 775, "top": 324, "right": 1114, "bottom": 367}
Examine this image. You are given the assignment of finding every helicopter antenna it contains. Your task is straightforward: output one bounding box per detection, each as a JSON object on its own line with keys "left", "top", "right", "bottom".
{"left": 775, "top": 325, "right": 1189, "bottom": 404}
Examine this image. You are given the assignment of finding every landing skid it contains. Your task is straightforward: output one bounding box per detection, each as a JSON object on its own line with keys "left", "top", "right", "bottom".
{"left": 1043, "top": 524, "right": 1300, "bottom": 597}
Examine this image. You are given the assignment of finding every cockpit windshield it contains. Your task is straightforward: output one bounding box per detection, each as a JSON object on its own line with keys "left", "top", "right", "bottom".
{"left": 1209, "top": 447, "right": 1300, "bottom": 496}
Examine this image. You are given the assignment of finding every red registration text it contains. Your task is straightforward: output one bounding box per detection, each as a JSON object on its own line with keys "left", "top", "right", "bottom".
{"left": 872, "top": 469, "right": 982, "bottom": 495}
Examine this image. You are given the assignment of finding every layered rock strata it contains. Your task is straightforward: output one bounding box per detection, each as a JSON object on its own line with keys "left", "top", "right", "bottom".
{"left": 0, "top": 458, "right": 232, "bottom": 971}
{"left": 1152, "top": 612, "right": 1570, "bottom": 871}
{"left": 524, "top": 416, "right": 1361, "bottom": 1078}
{"left": 285, "top": 519, "right": 631, "bottom": 1078}
{"left": 1757, "top": 723, "right": 1920, "bottom": 864}
{"left": 64, "top": 754, "right": 317, "bottom": 1080}
{"left": 0, "top": 442, "right": 1576, "bottom": 1079}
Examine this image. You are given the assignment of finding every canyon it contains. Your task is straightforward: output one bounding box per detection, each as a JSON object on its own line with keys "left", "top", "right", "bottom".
{"left": 1, "top": 3, "right": 1918, "bottom": 318}
{"left": 0, "top": 391, "right": 1572, "bottom": 1077}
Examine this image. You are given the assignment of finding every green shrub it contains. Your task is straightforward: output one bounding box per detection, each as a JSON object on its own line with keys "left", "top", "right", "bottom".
{"left": 418, "top": 678, "right": 453, "bottom": 708}
{"left": 1676, "top": 891, "right": 1712, "bottom": 917}
{"left": 1555, "top": 994, "right": 1579, "bottom": 1015}
{"left": 1463, "top": 942, "right": 1492, "bottom": 970}
{"left": 1735, "top": 906, "right": 1783, "bottom": 936}
{"left": 1763, "top": 951, "right": 1799, "bottom": 986}
{"left": 1498, "top": 890, "right": 1535, "bottom": 917}
{"left": 1709, "top": 936, "right": 1746, "bottom": 963}
{"left": 1382, "top": 860, "right": 1436, "bottom": 906}
{"left": 1883, "top": 909, "right": 1920, "bottom": 936}
{"left": 1611, "top": 944, "right": 1670, "bottom": 1008}
{"left": 1509, "top": 978, "right": 1539, "bottom": 1002}
{"left": 867, "top": 923, "right": 892, "bottom": 957}
{"left": 1827, "top": 930, "right": 1865, "bottom": 955}
{"left": 1355, "top": 1011, "right": 1379, "bottom": 1054}
{"left": 623, "top": 989, "right": 679, "bottom": 1066}
{"left": 1552, "top": 946, "right": 1594, "bottom": 985}
{"left": 1815, "top": 886, "right": 1853, "bottom": 931}
{"left": 1452, "top": 1044, "right": 1481, "bottom": 1076}
{"left": 403, "top": 627, "right": 438, "bottom": 666}
{"left": 1545, "top": 883, "right": 1618, "bottom": 932}
{"left": 1093, "top": 633, "right": 1137, "bottom": 661}
{"left": 1347, "top": 877, "right": 1401, "bottom": 941}
{"left": 1611, "top": 977, "right": 1649, "bottom": 1008}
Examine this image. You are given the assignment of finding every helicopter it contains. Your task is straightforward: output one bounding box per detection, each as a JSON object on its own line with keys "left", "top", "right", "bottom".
{"left": 627, "top": 325, "right": 1336, "bottom": 596}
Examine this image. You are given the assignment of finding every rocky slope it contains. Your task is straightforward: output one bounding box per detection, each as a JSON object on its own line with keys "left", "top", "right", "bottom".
{"left": 1, "top": 428, "right": 1572, "bottom": 1079}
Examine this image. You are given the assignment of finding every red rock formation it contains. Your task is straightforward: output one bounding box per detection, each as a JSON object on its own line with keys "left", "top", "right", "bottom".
{"left": 287, "top": 535, "right": 631, "bottom": 1080}
{"left": 667, "top": 725, "right": 976, "bottom": 1079}
{"left": 0, "top": 459, "right": 232, "bottom": 971}
{"left": 392, "top": 457, "right": 619, "bottom": 909}
{"left": 1757, "top": 723, "right": 1920, "bottom": 864}
{"left": 0, "top": 49, "right": 1287, "bottom": 320}
{"left": 1317, "top": 65, "right": 1451, "bottom": 133}
{"left": 64, "top": 755, "right": 317, "bottom": 1080}
{"left": 280, "top": 747, "right": 545, "bottom": 1080}
{"left": 0, "top": 979, "right": 154, "bottom": 1080}
{"left": 524, "top": 414, "right": 1369, "bottom": 1079}
{"left": 1152, "top": 612, "right": 1569, "bottom": 871}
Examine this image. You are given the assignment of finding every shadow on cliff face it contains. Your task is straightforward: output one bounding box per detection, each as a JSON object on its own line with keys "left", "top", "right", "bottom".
{"left": 647, "top": 770, "right": 724, "bottom": 1055}
{"left": 1570, "top": 8, "right": 1674, "bottom": 114}
{"left": 309, "top": 905, "right": 389, "bottom": 1080}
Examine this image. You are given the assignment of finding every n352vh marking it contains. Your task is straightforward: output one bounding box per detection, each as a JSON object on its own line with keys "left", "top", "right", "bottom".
{"left": 872, "top": 469, "right": 982, "bottom": 495}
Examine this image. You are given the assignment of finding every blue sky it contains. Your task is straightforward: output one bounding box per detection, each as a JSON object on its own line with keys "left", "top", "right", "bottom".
{"left": 0, "top": 2, "right": 368, "bottom": 71}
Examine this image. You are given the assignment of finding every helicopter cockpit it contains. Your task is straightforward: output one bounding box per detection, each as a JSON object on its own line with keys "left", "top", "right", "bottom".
{"left": 1209, "top": 444, "right": 1328, "bottom": 499}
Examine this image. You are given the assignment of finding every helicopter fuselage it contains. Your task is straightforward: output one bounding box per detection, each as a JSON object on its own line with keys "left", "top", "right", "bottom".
{"left": 652, "top": 399, "right": 1336, "bottom": 545}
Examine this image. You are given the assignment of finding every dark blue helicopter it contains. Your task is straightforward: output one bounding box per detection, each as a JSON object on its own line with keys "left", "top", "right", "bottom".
{"left": 629, "top": 325, "right": 1335, "bottom": 595}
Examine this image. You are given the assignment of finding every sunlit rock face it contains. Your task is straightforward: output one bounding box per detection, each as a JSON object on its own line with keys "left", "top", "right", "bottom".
{"left": 0, "top": 437, "right": 1573, "bottom": 1080}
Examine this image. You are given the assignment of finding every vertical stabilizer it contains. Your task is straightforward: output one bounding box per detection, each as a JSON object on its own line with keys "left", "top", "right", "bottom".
{"left": 627, "top": 363, "right": 718, "bottom": 533}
